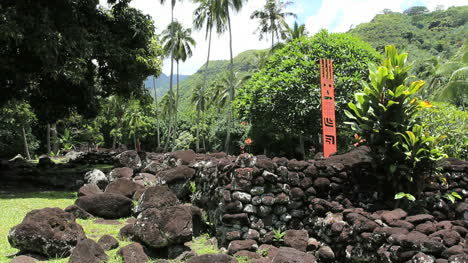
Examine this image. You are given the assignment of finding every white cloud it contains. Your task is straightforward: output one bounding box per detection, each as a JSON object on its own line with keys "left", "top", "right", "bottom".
{"left": 117, "top": 0, "right": 273, "bottom": 75}
{"left": 305, "top": 0, "right": 468, "bottom": 35}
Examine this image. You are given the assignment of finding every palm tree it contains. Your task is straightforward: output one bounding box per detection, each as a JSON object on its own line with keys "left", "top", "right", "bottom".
{"left": 107, "top": 95, "right": 127, "bottom": 149}
{"left": 158, "top": 0, "right": 182, "bottom": 149}
{"left": 152, "top": 76, "right": 161, "bottom": 148}
{"left": 216, "top": 0, "right": 247, "bottom": 153}
{"left": 429, "top": 46, "right": 468, "bottom": 109}
{"left": 171, "top": 22, "right": 196, "bottom": 127}
{"left": 124, "top": 100, "right": 146, "bottom": 151}
{"left": 191, "top": 84, "right": 207, "bottom": 151}
{"left": 250, "top": 0, "right": 296, "bottom": 49}
{"left": 159, "top": 90, "right": 176, "bottom": 147}
{"left": 283, "top": 21, "right": 307, "bottom": 42}
{"left": 193, "top": 0, "right": 226, "bottom": 151}
{"left": 211, "top": 72, "right": 250, "bottom": 109}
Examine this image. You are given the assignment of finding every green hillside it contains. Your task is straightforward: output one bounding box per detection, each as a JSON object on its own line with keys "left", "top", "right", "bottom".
{"left": 349, "top": 6, "right": 467, "bottom": 72}
{"left": 177, "top": 49, "right": 268, "bottom": 107}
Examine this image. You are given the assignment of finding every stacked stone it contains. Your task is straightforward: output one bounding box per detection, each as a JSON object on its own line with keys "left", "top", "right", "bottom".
{"left": 191, "top": 148, "right": 468, "bottom": 262}
{"left": 71, "top": 150, "right": 117, "bottom": 165}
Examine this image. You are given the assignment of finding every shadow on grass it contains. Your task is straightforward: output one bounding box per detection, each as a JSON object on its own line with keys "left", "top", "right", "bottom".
{"left": 0, "top": 191, "right": 76, "bottom": 200}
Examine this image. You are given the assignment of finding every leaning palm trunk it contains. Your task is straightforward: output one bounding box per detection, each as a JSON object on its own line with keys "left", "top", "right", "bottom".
{"left": 22, "top": 125, "right": 31, "bottom": 160}
{"left": 224, "top": 11, "right": 235, "bottom": 154}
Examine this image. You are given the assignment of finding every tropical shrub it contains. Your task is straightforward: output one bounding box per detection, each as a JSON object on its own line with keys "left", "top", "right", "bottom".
{"left": 417, "top": 102, "right": 468, "bottom": 159}
{"left": 235, "top": 30, "right": 381, "bottom": 158}
{"left": 345, "top": 45, "right": 447, "bottom": 201}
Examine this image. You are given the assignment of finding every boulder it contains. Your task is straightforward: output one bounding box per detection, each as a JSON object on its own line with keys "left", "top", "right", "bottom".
{"left": 381, "top": 209, "right": 408, "bottom": 224}
{"left": 118, "top": 243, "right": 149, "bottom": 263}
{"left": 186, "top": 254, "right": 238, "bottom": 263}
{"left": 133, "top": 205, "right": 196, "bottom": 248}
{"left": 228, "top": 240, "right": 258, "bottom": 255}
{"left": 158, "top": 166, "right": 196, "bottom": 199}
{"left": 108, "top": 167, "right": 134, "bottom": 182}
{"left": 119, "top": 224, "right": 135, "bottom": 241}
{"left": 142, "top": 160, "right": 169, "bottom": 175}
{"left": 69, "top": 238, "right": 108, "bottom": 263}
{"left": 271, "top": 247, "right": 316, "bottom": 263}
{"left": 65, "top": 151, "right": 84, "bottom": 162}
{"left": 135, "top": 185, "right": 179, "bottom": 214}
{"left": 316, "top": 246, "right": 335, "bottom": 262}
{"left": 284, "top": 230, "right": 309, "bottom": 252}
{"left": 448, "top": 254, "right": 468, "bottom": 263}
{"left": 234, "top": 250, "right": 262, "bottom": 260}
{"left": 64, "top": 205, "right": 94, "bottom": 219}
{"left": 9, "top": 256, "right": 37, "bottom": 263}
{"left": 105, "top": 178, "right": 144, "bottom": 198}
{"left": 8, "top": 208, "right": 86, "bottom": 258}
{"left": 75, "top": 193, "right": 133, "bottom": 219}
{"left": 78, "top": 184, "right": 102, "bottom": 197}
{"left": 133, "top": 173, "right": 159, "bottom": 187}
{"left": 410, "top": 252, "right": 435, "bottom": 263}
{"left": 166, "top": 150, "right": 196, "bottom": 166}
{"left": 84, "top": 169, "right": 108, "bottom": 190}
{"left": 97, "top": 235, "right": 119, "bottom": 251}
{"left": 115, "top": 151, "right": 141, "bottom": 169}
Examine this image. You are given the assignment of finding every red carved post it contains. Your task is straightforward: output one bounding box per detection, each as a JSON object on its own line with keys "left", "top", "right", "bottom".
{"left": 320, "top": 59, "right": 337, "bottom": 158}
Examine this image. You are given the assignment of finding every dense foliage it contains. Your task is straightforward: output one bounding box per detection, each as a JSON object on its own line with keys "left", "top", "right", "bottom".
{"left": 345, "top": 45, "right": 447, "bottom": 201}
{"left": 0, "top": 0, "right": 162, "bottom": 122}
{"left": 349, "top": 6, "right": 468, "bottom": 102}
{"left": 418, "top": 102, "right": 468, "bottom": 159}
{"left": 235, "top": 30, "right": 381, "bottom": 158}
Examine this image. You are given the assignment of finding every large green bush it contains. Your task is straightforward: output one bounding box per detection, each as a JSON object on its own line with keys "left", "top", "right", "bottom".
{"left": 345, "top": 45, "right": 447, "bottom": 201}
{"left": 234, "top": 30, "right": 381, "bottom": 158}
{"left": 417, "top": 102, "right": 468, "bottom": 160}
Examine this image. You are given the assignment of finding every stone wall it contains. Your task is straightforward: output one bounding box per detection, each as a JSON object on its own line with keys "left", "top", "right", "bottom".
{"left": 190, "top": 147, "right": 468, "bottom": 262}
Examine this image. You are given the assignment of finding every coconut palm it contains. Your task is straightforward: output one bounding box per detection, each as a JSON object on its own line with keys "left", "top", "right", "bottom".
{"left": 152, "top": 76, "right": 161, "bottom": 147}
{"left": 191, "top": 84, "right": 207, "bottom": 151}
{"left": 429, "top": 46, "right": 468, "bottom": 109}
{"left": 158, "top": 0, "right": 182, "bottom": 149}
{"left": 250, "top": 0, "right": 296, "bottom": 49}
{"left": 165, "top": 21, "right": 196, "bottom": 128}
{"left": 215, "top": 0, "right": 248, "bottom": 153}
{"left": 211, "top": 72, "right": 250, "bottom": 109}
{"left": 283, "top": 21, "right": 307, "bottom": 42}
{"left": 193, "top": 0, "right": 226, "bottom": 151}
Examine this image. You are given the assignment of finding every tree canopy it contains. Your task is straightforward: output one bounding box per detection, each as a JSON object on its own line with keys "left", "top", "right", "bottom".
{"left": 0, "top": 0, "right": 162, "bottom": 122}
{"left": 235, "top": 30, "right": 381, "bottom": 156}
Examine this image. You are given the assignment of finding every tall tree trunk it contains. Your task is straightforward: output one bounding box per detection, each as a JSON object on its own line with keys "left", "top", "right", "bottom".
{"left": 165, "top": 6, "right": 175, "bottom": 152}
{"left": 46, "top": 123, "right": 51, "bottom": 154}
{"left": 272, "top": 29, "right": 274, "bottom": 49}
{"left": 153, "top": 76, "right": 160, "bottom": 148}
{"left": 224, "top": 11, "right": 234, "bottom": 154}
{"left": 197, "top": 28, "right": 213, "bottom": 152}
{"left": 112, "top": 135, "right": 117, "bottom": 149}
{"left": 175, "top": 60, "right": 180, "bottom": 128}
{"left": 196, "top": 109, "right": 201, "bottom": 152}
{"left": 51, "top": 123, "right": 58, "bottom": 154}
{"left": 22, "top": 126, "right": 31, "bottom": 160}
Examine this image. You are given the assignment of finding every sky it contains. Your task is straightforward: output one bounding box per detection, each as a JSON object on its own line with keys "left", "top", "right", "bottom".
{"left": 99, "top": 0, "right": 468, "bottom": 75}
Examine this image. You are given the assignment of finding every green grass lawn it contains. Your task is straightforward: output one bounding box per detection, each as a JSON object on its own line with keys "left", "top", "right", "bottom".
{"left": 0, "top": 191, "right": 250, "bottom": 263}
